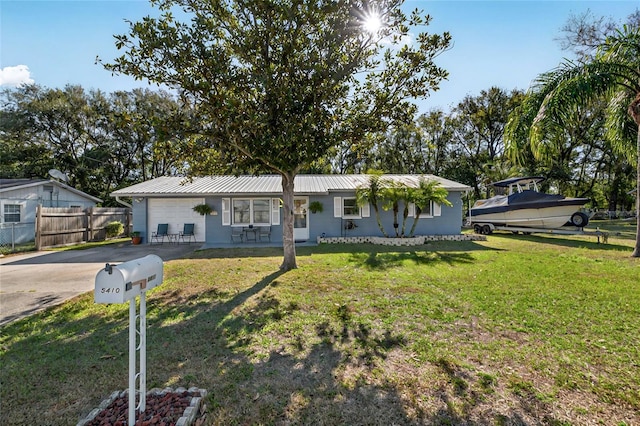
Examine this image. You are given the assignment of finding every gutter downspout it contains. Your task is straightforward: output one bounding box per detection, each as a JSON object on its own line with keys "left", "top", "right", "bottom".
{"left": 115, "top": 196, "right": 132, "bottom": 208}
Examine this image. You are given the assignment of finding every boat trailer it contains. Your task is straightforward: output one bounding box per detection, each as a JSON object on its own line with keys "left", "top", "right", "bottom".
{"left": 470, "top": 222, "right": 609, "bottom": 244}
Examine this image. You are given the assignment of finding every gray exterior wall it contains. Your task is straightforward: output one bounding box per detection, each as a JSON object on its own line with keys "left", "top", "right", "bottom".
{"left": 203, "top": 197, "right": 285, "bottom": 244}
{"left": 304, "top": 191, "right": 465, "bottom": 240}
{"left": 130, "top": 191, "right": 466, "bottom": 246}
{"left": 131, "top": 198, "right": 149, "bottom": 243}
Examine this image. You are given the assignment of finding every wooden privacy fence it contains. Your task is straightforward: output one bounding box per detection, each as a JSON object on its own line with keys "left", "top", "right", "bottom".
{"left": 36, "top": 206, "right": 131, "bottom": 249}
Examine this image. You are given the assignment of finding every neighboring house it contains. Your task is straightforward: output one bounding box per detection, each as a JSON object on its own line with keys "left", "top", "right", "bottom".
{"left": 111, "top": 174, "right": 471, "bottom": 246}
{"left": 0, "top": 179, "right": 101, "bottom": 244}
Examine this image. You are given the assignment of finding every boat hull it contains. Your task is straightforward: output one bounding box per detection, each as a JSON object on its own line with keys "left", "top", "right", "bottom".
{"left": 469, "top": 177, "right": 589, "bottom": 230}
{"left": 470, "top": 204, "right": 586, "bottom": 229}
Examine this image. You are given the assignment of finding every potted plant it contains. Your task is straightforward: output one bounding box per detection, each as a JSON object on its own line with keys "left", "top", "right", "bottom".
{"left": 309, "top": 201, "right": 324, "bottom": 214}
{"left": 193, "top": 203, "right": 214, "bottom": 215}
{"left": 131, "top": 231, "right": 142, "bottom": 245}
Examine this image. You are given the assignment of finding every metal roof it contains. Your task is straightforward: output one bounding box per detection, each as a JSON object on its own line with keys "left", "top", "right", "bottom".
{"left": 111, "top": 174, "right": 471, "bottom": 197}
{"left": 1, "top": 178, "right": 49, "bottom": 190}
{"left": 1, "top": 178, "right": 102, "bottom": 202}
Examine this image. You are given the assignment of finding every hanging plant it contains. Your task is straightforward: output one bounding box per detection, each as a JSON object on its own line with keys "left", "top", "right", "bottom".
{"left": 193, "top": 203, "right": 213, "bottom": 216}
{"left": 309, "top": 201, "right": 324, "bottom": 214}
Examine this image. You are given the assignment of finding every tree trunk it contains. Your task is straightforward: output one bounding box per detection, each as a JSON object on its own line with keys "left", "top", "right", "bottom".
{"left": 629, "top": 96, "right": 640, "bottom": 257}
{"left": 280, "top": 172, "right": 298, "bottom": 270}
{"left": 633, "top": 125, "right": 640, "bottom": 257}
{"left": 400, "top": 204, "right": 409, "bottom": 237}
{"left": 393, "top": 203, "right": 400, "bottom": 237}
{"left": 408, "top": 207, "right": 421, "bottom": 237}
{"left": 373, "top": 204, "right": 389, "bottom": 238}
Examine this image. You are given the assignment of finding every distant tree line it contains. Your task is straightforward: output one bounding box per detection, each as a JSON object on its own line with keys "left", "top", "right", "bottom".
{"left": 1, "top": 81, "right": 634, "bottom": 213}
{"left": 0, "top": 86, "right": 192, "bottom": 205}
{"left": 1, "top": 9, "right": 637, "bottom": 215}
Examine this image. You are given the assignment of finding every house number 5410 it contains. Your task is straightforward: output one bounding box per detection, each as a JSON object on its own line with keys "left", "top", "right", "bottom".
{"left": 101, "top": 288, "right": 121, "bottom": 293}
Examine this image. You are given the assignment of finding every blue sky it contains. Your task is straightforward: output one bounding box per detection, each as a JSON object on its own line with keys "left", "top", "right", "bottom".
{"left": 1, "top": 0, "right": 638, "bottom": 114}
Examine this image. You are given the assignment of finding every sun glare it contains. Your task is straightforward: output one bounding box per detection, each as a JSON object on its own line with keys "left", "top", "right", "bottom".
{"left": 362, "top": 12, "right": 382, "bottom": 34}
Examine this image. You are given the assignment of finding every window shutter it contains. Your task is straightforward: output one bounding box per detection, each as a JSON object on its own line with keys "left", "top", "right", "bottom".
{"left": 408, "top": 203, "right": 415, "bottom": 217}
{"left": 361, "top": 202, "right": 370, "bottom": 218}
{"left": 433, "top": 202, "right": 442, "bottom": 217}
{"left": 222, "top": 198, "right": 231, "bottom": 225}
{"left": 271, "top": 198, "right": 280, "bottom": 225}
{"left": 333, "top": 197, "right": 342, "bottom": 217}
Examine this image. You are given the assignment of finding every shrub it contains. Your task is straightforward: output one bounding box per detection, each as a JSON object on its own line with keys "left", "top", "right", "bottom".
{"left": 105, "top": 221, "right": 124, "bottom": 238}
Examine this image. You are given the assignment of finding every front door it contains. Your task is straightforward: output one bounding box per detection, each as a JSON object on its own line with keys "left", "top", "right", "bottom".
{"left": 293, "top": 197, "right": 309, "bottom": 241}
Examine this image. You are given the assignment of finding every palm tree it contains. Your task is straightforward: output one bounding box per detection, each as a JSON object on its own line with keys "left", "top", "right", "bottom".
{"left": 355, "top": 173, "right": 389, "bottom": 238}
{"left": 505, "top": 26, "right": 640, "bottom": 257}
{"left": 381, "top": 181, "right": 407, "bottom": 237}
{"left": 407, "top": 178, "right": 452, "bottom": 237}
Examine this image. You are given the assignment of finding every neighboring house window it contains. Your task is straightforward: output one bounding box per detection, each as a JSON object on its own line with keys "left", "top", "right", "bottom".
{"left": 4, "top": 204, "right": 21, "bottom": 223}
{"left": 232, "top": 198, "right": 271, "bottom": 225}
{"left": 342, "top": 198, "right": 360, "bottom": 218}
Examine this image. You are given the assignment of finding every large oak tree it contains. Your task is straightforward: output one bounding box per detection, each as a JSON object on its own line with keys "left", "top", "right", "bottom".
{"left": 104, "top": 0, "right": 451, "bottom": 270}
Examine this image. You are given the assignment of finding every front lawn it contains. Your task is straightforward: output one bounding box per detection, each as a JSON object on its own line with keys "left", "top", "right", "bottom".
{"left": 1, "top": 231, "right": 638, "bottom": 425}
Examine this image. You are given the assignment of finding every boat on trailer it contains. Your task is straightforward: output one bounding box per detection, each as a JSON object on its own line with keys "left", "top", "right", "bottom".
{"left": 469, "top": 177, "right": 590, "bottom": 234}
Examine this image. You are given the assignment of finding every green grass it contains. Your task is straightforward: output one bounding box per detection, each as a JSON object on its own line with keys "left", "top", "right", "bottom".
{"left": 1, "top": 237, "right": 130, "bottom": 256}
{"left": 0, "top": 242, "right": 35, "bottom": 256}
{"left": 48, "top": 237, "right": 132, "bottom": 251}
{"left": 1, "top": 229, "right": 639, "bottom": 425}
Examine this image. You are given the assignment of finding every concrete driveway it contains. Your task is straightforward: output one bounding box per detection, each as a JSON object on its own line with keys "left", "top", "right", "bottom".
{"left": 0, "top": 242, "right": 199, "bottom": 326}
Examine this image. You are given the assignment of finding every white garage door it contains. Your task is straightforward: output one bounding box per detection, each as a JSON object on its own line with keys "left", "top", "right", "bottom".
{"left": 148, "top": 198, "right": 206, "bottom": 242}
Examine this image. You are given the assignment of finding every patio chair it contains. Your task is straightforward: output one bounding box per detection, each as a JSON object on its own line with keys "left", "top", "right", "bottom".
{"left": 231, "top": 227, "right": 244, "bottom": 243}
{"left": 258, "top": 226, "right": 271, "bottom": 242}
{"left": 244, "top": 224, "right": 257, "bottom": 242}
{"left": 151, "top": 223, "right": 169, "bottom": 245}
{"left": 179, "top": 223, "right": 196, "bottom": 244}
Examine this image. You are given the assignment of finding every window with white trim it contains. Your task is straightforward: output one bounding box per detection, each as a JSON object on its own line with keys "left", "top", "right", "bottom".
{"left": 342, "top": 198, "right": 360, "bottom": 218}
{"left": 4, "top": 204, "right": 21, "bottom": 223}
{"left": 418, "top": 202, "right": 432, "bottom": 218}
{"left": 232, "top": 198, "right": 271, "bottom": 225}
{"left": 253, "top": 199, "right": 270, "bottom": 223}
{"left": 414, "top": 201, "right": 441, "bottom": 218}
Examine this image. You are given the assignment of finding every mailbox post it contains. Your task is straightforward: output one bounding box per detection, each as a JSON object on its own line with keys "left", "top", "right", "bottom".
{"left": 95, "top": 254, "right": 163, "bottom": 426}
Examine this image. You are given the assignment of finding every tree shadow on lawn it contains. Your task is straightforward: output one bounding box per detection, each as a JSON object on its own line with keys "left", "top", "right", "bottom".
{"left": 142, "top": 270, "right": 568, "bottom": 425}
{"left": 186, "top": 240, "right": 499, "bottom": 261}
{"left": 491, "top": 232, "right": 633, "bottom": 252}
{"left": 351, "top": 250, "right": 476, "bottom": 271}
{"left": 2, "top": 267, "right": 568, "bottom": 425}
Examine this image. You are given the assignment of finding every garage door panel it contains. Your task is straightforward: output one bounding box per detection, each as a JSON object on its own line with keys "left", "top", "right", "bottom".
{"left": 148, "top": 198, "right": 206, "bottom": 241}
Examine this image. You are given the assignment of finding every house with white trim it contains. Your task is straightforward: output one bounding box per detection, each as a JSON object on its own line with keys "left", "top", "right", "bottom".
{"left": 111, "top": 174, "right": 471, "bottom": 246}
{"left": 0, "top": 179, "right": 101, "bottom": 244}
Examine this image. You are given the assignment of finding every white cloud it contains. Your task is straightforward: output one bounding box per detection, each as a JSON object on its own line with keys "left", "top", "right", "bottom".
{"left": 0, "top": 65, "right": 35, "bottom": 87}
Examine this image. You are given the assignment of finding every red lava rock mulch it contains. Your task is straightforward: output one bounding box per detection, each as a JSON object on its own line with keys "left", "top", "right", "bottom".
{"left": 79, "top": 387, "right": 207, "bottom": 426}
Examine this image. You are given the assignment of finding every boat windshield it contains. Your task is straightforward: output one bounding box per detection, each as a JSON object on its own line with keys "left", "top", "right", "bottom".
{"left": 509, "top": 179, "right": 540, "bottom": 195}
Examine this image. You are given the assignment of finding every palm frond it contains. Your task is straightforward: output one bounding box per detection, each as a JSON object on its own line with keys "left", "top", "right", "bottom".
{"left": 504, "top": 71, "right": 563, "bottom": 164}
{"left": 606, "top": 89, "right": 638, "bottom": 163}
{"left": 530, "top": 61, "right": 637, "bottom": 153}
{"left": 599, "top": 26, "right": 640, "bottom": 65}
